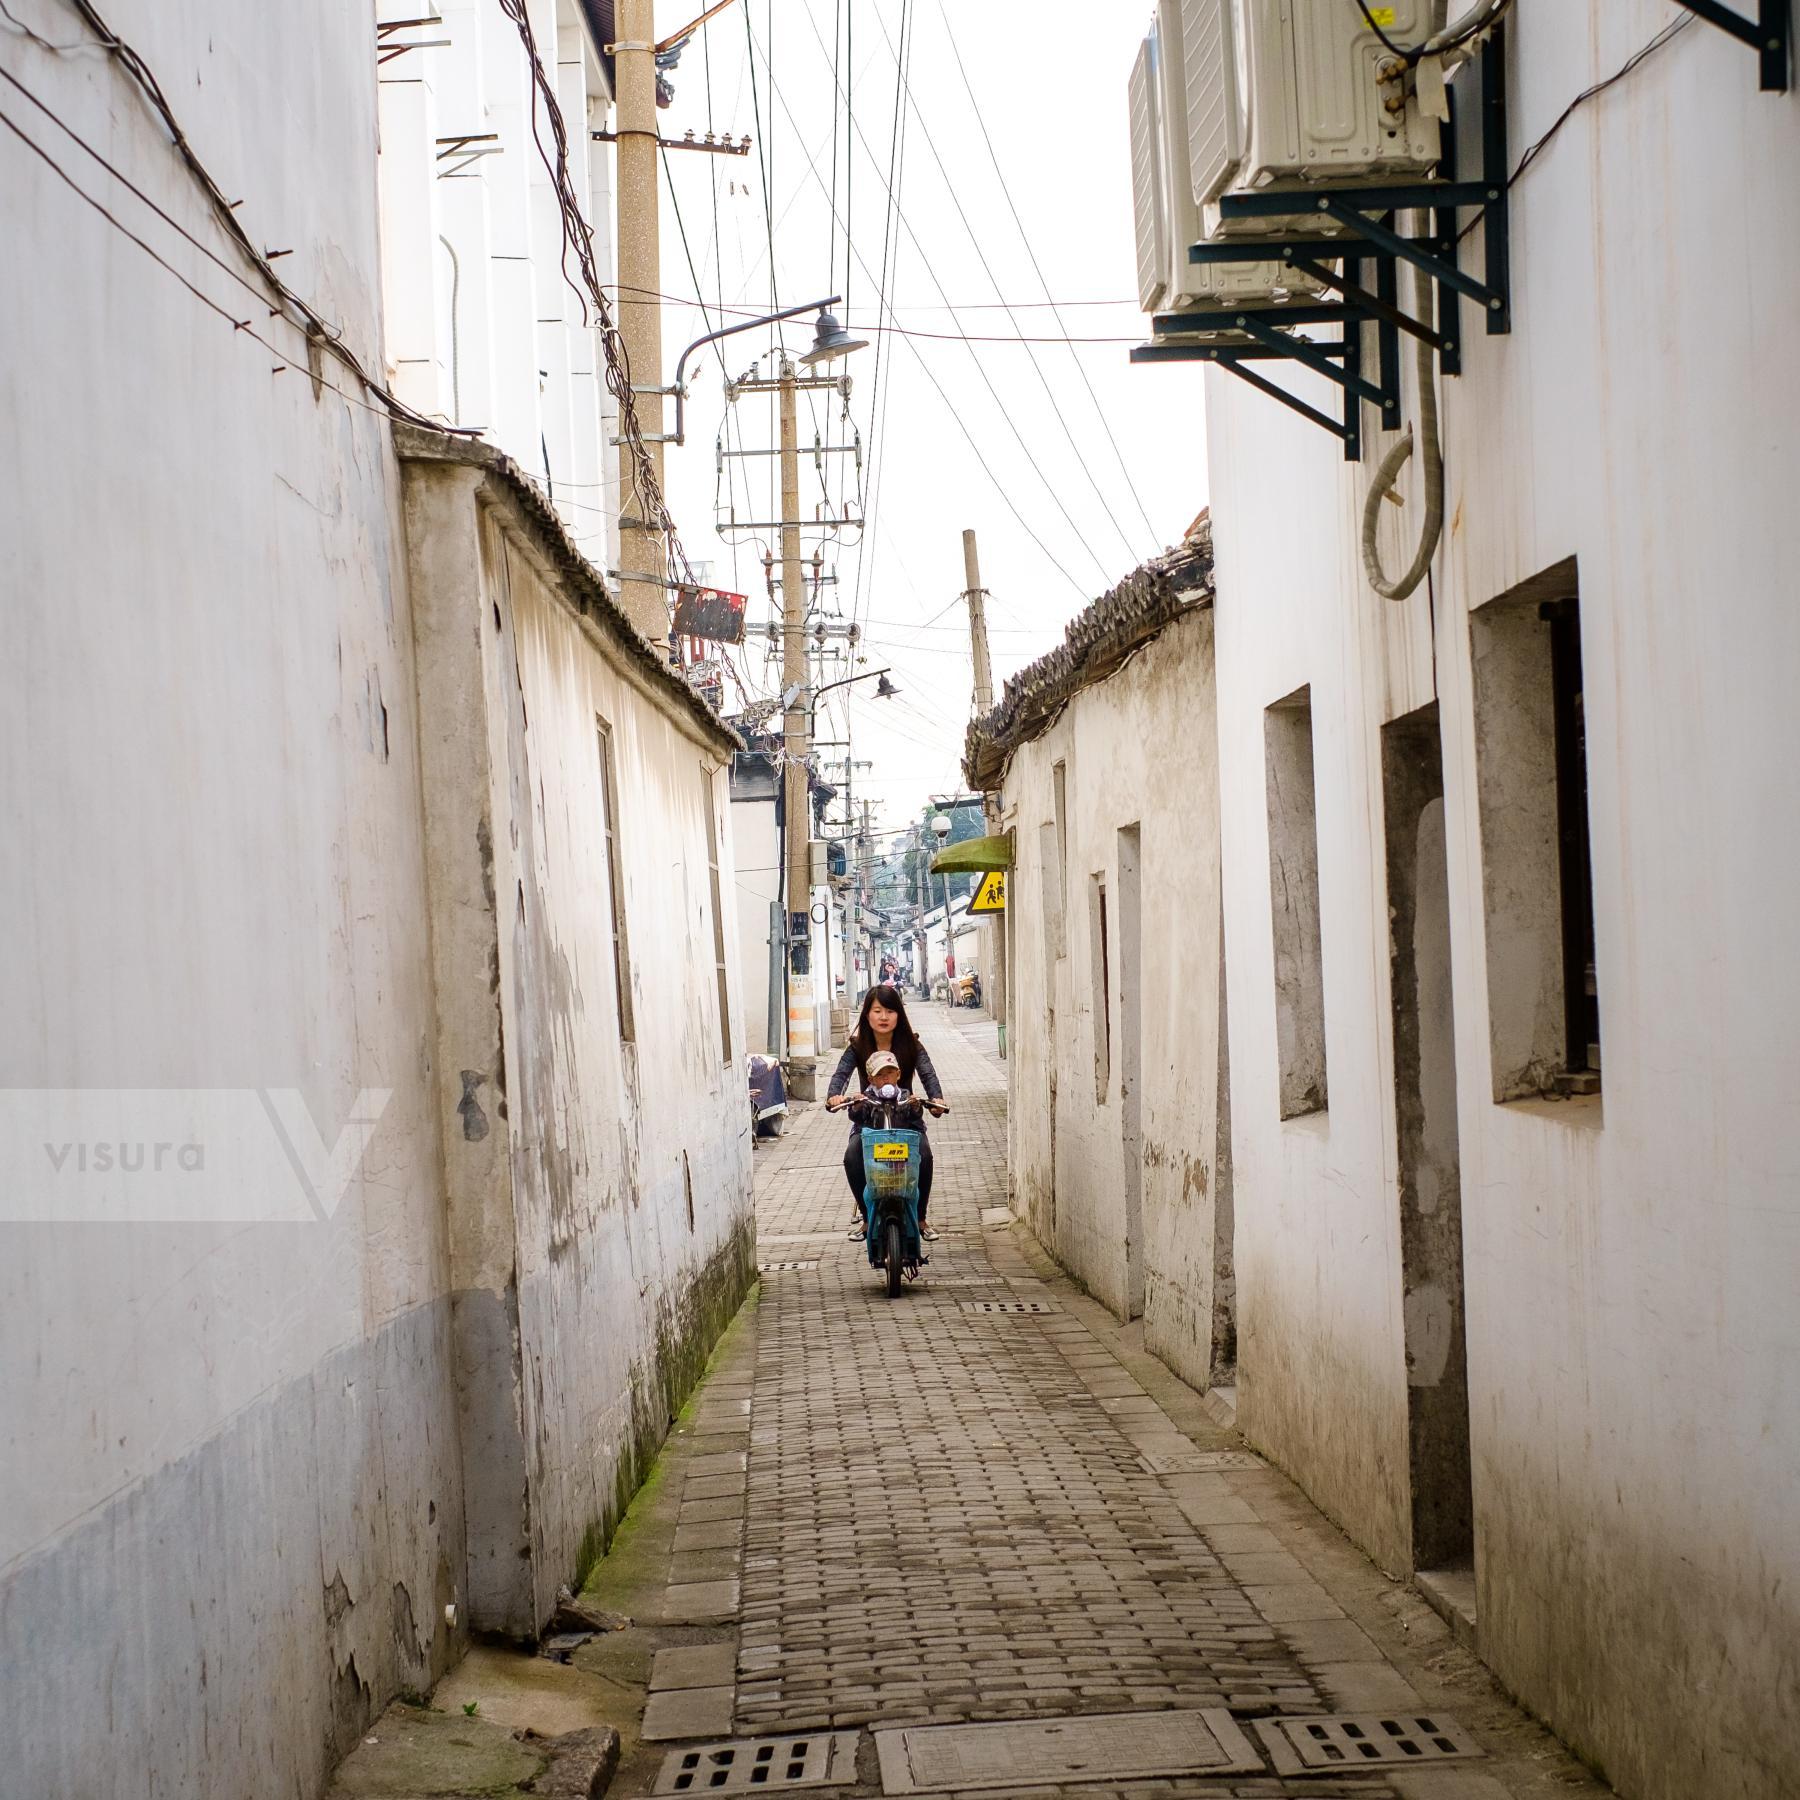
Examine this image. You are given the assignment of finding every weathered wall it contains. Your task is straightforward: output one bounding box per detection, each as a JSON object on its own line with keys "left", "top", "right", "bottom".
{"left": 378, "top": 0, "right": 619, "bottom": 572}
{"left": 729, "top": 765, "right": 781, "bottom": 1057}
{"left": 1201, "top": 6, "right": 1800, "bottom": 1794}
{"left": 0, "top": 3, "right": 464, "bottom": 1793}
{"left": 1000, "top": 609, "right": 1227, "bottom": 1390}
{"left": 403, "top": 454, "right": 754, "bottom": 1634}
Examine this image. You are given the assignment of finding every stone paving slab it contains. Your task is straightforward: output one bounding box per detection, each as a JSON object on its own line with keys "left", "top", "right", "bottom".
{"left": 573, "top": 1007, "right": 1615, "bottom": 1800}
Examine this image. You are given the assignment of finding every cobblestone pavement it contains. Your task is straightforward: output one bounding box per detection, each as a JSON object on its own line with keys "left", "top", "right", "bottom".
{"left": 581, "top": 1006, "right": 1611, "bottom": 1800}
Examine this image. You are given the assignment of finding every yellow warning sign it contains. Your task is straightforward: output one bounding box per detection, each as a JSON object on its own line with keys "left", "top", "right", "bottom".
{"left": 969, "top": 870, "right": 1006, "bottom": 914}
{"left": 1366, "top": 5, "right": 1397, "bottom": 22}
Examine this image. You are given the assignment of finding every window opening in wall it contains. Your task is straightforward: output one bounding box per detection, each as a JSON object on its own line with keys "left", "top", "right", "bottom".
{"left": 1546, "top": 600, "right": 1601, "bottom": 1087}
{"left": 1090, "top": 874, "right": 1112, "bottom": 1102}
{"left": 1052, "top": 760, "right": 1069, "bottom": 958}
{"left": 1469, "top": 558, "right": 1602, "bottom": 1103}
{"left": 1117, "top": 826, "right": 1145, "bottom": 1321}
{"left": 596, "top": 718, "right": 635, "bottom": 1042}
{"left": 702, "top": 769, "right": 732, "bottom": 1065}
{"left": 1264, "top": 686, "right": 1328, "bottom": 1118}
{"left": 1039, "top": 819, "right": 1064, "bottom": 977}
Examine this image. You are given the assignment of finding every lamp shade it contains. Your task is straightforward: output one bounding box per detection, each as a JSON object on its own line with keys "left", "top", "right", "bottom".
{"left": 799, "top": 309, "right": 868, "bottom": 367}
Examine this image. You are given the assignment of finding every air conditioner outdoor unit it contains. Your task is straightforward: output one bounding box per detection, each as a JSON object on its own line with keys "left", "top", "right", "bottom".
{"left": 1129, "top": 5, "right": 1310, "bottom": 319}
{"left": 1182, "top": 0, "right": 1442, "bottom": 236}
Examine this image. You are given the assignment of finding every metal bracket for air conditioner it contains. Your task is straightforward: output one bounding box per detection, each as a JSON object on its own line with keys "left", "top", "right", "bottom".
{"left": 1131, "top": 297, "right": 1391, "bottom": 462}
{"left": 1675, "top": 0, "right": 1790, "bottom": 90}
{"left": 1130, "top": 21, "right": 1510, "bottom": 462}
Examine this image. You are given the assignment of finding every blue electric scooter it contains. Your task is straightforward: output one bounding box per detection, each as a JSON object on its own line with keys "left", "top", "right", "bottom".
{"left": 856, "top": 1088, "right": 945, "bottom": 1297}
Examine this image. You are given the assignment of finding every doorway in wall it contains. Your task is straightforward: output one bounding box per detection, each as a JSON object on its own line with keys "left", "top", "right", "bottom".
{"left": 1210, "top": 910, "right": 1237, "bottom": 1394}
{"left": 1117, "top": 826, "right": 1145, "bottom": 1319}
{"left": 1381, "top": 703, "right": 1475, "bottom": 1598}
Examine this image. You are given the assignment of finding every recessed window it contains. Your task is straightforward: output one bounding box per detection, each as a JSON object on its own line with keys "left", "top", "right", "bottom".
{"left": 1469, "top": 558, "right": 1602, "bottom": 1101}
{"left": 701, "top": 770, "right": 732, "bottom": 1066}
{"left": 1090, "top": 874, "right": 1111, "bottom": 1102}
{"left": 1264, "top": 685, "right": 1327, "bottom": 1119}
{"left": 1052, "top": 759, "right": 1070, "bottom": 960}
{"left": 596, "top": 718, "right": 635, "bottom": 1043}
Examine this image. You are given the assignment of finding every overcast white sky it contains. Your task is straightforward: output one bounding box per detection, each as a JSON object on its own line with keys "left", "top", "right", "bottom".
{"left": 651, "top": 0, "right": 1210, "bottom": 841}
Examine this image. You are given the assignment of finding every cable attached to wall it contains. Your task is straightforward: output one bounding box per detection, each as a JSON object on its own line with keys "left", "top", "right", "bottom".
{"left": 1359, "top": 233, "right": 1442, "bottom": 601}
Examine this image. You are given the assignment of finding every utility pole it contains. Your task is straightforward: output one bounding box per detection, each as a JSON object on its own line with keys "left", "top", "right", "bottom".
{"left": 612, "top": 0, "right": 669, "bottom": 644}
{"left": 912, "top": 826, "right": 929, "bottom": 998}
{"left": 962, "top": 528, "right": 1008, "bottom": 1057}
{"left": 779, "top": 358, "right": 817, "bottom": 1096}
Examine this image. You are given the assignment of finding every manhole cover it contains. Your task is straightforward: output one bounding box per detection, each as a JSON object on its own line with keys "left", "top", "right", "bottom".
{"left": 1254, "top": 1713, "right": 1483, "bottom": 1773}
{"left": 875, "top": 1709, "right": 1262, "bottom": 1792}
{"left": 655, "top": 1732, "right": 857, "bottom": 1794}
{"left": 757, "top": 1261, "right": 819, "bottom": 1273}
{"left": 960, "top": 1299, "right": 1059, "bottom": 1315}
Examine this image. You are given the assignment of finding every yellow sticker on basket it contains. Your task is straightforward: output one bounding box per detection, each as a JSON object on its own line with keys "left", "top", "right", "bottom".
{"left": 872, "top": 1142, "right": 909, "bottom": 1161}
{"left": 1367, "top": 6, "right": 1397, "bottom": 23}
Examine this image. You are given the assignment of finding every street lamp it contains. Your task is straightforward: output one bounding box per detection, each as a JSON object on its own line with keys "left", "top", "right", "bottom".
{"left": 666, "top": 294, "right": 841, "bottom": 447}
{"left": 930, "top": 812, "right": 954, "bottom": 1004}
{"left": 808, "top": 665, "right": 896, "bottom": 733}
{"left": 809, "top": 667, "right": 894, "bottom": 1004}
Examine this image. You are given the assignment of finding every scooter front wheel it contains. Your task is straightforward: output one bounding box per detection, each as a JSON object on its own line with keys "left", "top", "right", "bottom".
{"left": 884, "top": 1218, "right": 903, "bottom": 1298}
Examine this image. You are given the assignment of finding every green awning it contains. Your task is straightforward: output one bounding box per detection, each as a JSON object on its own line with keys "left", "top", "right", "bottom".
{"left": 929, "top": 833, "right": 1012, "bottom": 874}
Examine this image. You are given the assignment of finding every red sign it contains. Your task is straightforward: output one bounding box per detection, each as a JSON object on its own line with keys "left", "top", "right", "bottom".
{"left": 672, "top": 585, "right": 748, "bottom": 644}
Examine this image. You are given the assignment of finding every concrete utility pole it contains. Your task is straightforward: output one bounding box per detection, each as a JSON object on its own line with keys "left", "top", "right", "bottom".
{"left": 912, "top": 826, "right": 929, "bottom": 998}
{"left": 613, "top": 0, "right": 670, "bottom": 643}
{"left": 962, "top": 528, "right": 1008, "bottom": 1057}
{"left": 779, "top": 358, "right": 817, "bottom": 1096}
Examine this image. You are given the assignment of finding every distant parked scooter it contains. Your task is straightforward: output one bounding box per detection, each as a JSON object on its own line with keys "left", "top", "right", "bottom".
{"left": 854, "top": 1085, "right": 944, "bottom": 1296}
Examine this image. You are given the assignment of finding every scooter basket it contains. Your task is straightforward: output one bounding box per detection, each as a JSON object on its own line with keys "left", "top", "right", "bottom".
{"left": 860, "top": 1127, "right": 922, "bottom": 1200}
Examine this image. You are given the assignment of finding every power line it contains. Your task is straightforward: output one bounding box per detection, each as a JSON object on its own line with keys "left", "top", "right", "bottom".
{"left": 0, "top": 21, "right": 464, "bottom": 439}
{"left": 744, "top": 15, "right": 1092, "bottom": 599}
{"left": 931, "top": 0, "right": 1160, "bottom": 548}
{"left": 795, "top": 0, "right": 1118, "bottom": 586}
{"left": 850, "top": 0, "right": 914, "bottom": 644}
{"left": 852, "top": 0, "right": 1143, "bottom": 567}
{"left": 0, "top": 101, "right": 408, "bottom": 426}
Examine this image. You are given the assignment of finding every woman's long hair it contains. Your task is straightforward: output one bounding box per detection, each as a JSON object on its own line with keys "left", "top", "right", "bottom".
{"left": 848, "top": 983, "right": 922, "bottom": 1087}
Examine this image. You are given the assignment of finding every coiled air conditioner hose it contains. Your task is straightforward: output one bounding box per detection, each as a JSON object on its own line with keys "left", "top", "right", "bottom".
{"left": 1359, "top": 221, "right": 1442, "bottom": 601}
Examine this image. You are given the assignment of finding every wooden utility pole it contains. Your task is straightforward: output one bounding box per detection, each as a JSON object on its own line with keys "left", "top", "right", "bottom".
{"left": 613, "top": 0, "right": 670, "bottom": 643}
{"left": 779, "top": 359, "right": 817, "bottom": 1095}
{"left": 962, "top": 528, "right": 1008, "bottom": 1057}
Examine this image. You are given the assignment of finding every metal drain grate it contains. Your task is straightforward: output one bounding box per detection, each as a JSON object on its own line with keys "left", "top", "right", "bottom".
{"left": 757, "top": 1261, "right": 819, "bottom": 1273}
{"left": 654, "top": 1732, "right": 857, "bottom": 1795}
{"left": 961, "top": 1299, "right": 1059, "bottom": 1315}
{"left": 1255, "top": 1713, "right": 1483, "bottom": 1773}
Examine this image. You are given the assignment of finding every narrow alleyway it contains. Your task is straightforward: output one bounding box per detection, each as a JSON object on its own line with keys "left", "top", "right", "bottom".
{"left": 578, "top": 1008, "right": 1611, "bottom": 1800}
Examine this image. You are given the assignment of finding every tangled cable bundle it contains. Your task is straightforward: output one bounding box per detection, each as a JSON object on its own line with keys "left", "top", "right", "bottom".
{"left": 493, "top": 0, "right": 698, "bottom": 588}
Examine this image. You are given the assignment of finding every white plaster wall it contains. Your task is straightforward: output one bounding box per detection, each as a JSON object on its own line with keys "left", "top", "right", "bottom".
{"left": 1201, "top": 7, "right": 1800, "bottom": 1792}
{"left": 998, "top": 610, "right": 1223, "bottom": 1365}
{"left": 493, "top": 529, "right": 754, "bottom": 1616}
{"left": 0, "top": 3, "right": 462, "bottom": 1792}
{"left": 730, "top": 788, "right": 781, "bottom": 1056}
{"left": 378, "top": 0, "right": 616, "bottom": 565}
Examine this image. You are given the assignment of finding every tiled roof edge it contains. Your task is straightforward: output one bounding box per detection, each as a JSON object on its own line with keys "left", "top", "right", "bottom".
{"left": 962, "top": 521, "right": 1213, "bottom": 791}
{"left": 393, "top": 424, "right": 741, "bottom": 753}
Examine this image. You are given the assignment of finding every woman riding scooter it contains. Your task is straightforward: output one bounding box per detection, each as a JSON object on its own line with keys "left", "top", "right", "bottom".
{"left": 825, "top": 984, "right": 947, "bottom": 1240}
